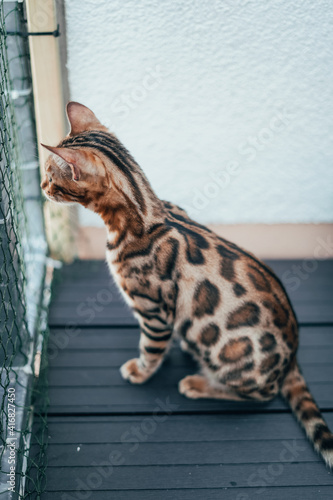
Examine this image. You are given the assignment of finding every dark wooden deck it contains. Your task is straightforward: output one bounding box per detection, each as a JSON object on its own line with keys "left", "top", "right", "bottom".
{"left": 43, "top": 259, "right": 333, "bottom": 499}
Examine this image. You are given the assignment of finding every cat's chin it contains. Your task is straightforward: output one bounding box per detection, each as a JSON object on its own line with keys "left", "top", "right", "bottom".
{"left": 52, "top": 199, "right": 76, "bottom": 206}
{"left": 43, "top": 193, "right": 75, "bottom": 206}
{"left": 55, "top": 200, "right": 76, "bottom": 206}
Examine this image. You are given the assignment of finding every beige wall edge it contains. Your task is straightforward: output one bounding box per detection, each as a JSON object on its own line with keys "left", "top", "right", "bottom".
{"left": 77, "top": 223, "right": 333, "bottom": 260}
{"left": 26, "top": 0, "right": 77, "bottom": 261}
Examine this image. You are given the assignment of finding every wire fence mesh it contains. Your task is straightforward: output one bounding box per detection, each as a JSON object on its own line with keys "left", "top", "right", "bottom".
{"left": 0, "top": 1, "right": 50, "bottom": 497}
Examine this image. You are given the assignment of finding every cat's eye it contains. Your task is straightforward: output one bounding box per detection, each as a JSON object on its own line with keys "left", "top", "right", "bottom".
{"left": 48, "top": 176, "right": 52, "bottom": 183}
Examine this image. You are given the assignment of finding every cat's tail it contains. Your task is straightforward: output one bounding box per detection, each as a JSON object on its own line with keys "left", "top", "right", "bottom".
{"left": 280, "top": 358, "right": 333, "bottom": 468}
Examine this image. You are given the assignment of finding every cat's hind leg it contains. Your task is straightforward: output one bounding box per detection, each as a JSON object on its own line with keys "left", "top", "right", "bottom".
{"left": 178, "top": 374, "right": 250, "bottom": 400}
{"left": 178, "top": 374, "right": 275, "bottom": 402}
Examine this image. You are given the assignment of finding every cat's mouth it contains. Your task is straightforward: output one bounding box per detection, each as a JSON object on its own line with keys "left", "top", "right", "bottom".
{"left": 42, "top": 190, "right": 59, "bottom": 202}
{"left": 42, "top": 191, "right": 56, "bottom": 202}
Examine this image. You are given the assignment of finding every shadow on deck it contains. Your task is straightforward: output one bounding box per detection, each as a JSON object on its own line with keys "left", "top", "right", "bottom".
{"left": 43, "top": 259, "right": 333, "bottom": 499}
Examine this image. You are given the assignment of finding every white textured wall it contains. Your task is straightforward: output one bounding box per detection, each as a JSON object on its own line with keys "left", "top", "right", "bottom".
{"left": 64, "top": 0, "right": 333, "bottom": 227}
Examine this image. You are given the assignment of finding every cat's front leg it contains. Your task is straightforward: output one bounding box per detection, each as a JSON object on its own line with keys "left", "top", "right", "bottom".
{"left": 120, "top": 326, "right": 173, "bottom": 384}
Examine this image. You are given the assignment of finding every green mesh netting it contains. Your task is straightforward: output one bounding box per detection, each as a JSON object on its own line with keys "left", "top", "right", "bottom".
{"left": 1, "top": 1, "right": 49, "bottom": 498}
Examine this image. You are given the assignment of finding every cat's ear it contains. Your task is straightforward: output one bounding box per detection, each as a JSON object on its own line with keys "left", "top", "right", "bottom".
{"left": 41, "top": 144, "right": 82, "bottom": 181}
{"left": 66, "top": 101, "right": 105, "bottom": 136}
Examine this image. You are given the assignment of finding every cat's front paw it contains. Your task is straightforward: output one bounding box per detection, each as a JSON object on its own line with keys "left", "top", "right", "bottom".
{"left": 120, "top": 358, "right": 151, "bottom": 384}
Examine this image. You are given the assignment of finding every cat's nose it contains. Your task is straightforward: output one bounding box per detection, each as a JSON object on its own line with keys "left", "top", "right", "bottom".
{"left": 40, "top": 178, "right": 48, "bottom": 190}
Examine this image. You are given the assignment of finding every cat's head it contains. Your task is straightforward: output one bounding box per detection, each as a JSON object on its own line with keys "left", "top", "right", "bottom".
{"left": 40, "top": 102, "right": 117, "bottom": 208}
{"left": 41, "top": 102, "right": 153, "bottom": 231}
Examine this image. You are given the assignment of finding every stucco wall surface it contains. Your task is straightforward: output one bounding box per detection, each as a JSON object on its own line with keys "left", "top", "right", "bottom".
{"left": 64, "top": 0, "right": 333, "bottom": 227}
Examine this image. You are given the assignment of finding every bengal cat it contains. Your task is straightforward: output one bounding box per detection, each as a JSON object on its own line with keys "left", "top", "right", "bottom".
{"left": 41, "top": 102, "right": 333, "bottom": 467}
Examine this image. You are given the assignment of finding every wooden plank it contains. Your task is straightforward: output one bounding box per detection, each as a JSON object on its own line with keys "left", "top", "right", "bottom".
{"left": 48, "top": 305, "right": 137, "bottom": 327}
{"left": 50, "top": 286, "right": 125, "bottom": 304}
{"left": 46, "top": 381, "right": 333, "bottom": 414}
{"left": 48, "top": 313, "right": 137, "bottom": 327}
{"left": 44, "top": 439, "right": 321, "bottom": 467}
{"left": 47, "top": 363, "right": 333, "bottom": 388}
{"left": 42, "top": 413, "right": 333, "bottom": 444}
{"left": 37, "top": 463, "right": 333, "bottom": 490}
{"left": 266, "top": 259, "right": 333, "bottom": 274}
{"left": 291, "top": 302, "right": 333, "bottom": 323}
{"left": 40, "top": 487, "right": 333, "bottom": 500}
